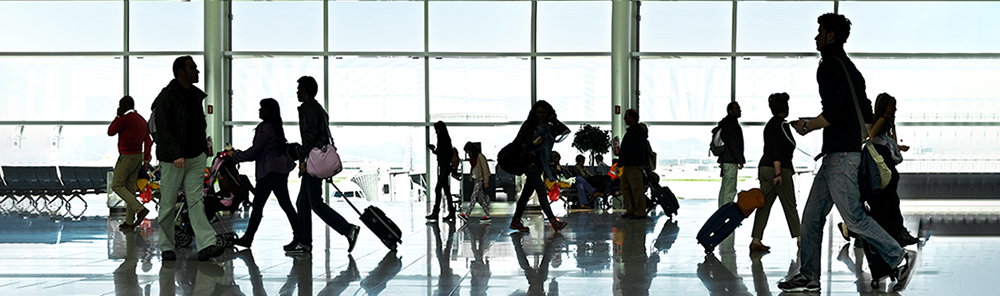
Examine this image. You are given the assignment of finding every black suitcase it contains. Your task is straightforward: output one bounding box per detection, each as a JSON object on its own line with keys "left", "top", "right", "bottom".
{"left": 696, "top": 202, "right": 746, "bottom": 253}
{"left": 643, "top": 169, "right": 679, "bottom": 217}
{"left": 331, "top": 182, "right": 403, "bottom": 251}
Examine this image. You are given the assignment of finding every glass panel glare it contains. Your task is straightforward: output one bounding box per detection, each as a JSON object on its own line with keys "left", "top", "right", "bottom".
{"left": 639, "top": 1, "right": 732, "bottom": 52}
{"left": 429, "top": 1, "right": 531, "bottom": 52}
{"left": 537, "top": 57, "right": 612, "bottom": 122}
{"left": 429, "top": 58, "right": 531, "bottom": 123}
{"left": 329, "top": 1, "right": 424, "bottom": 52}
{"left": 0, "top": 1, "right": 123, "bottom": 51}
{"left": 329, "top": 57, "right": 425, "bottom": 122}
{"left": 537, "top": 1, "right": 612, "bottom": 52}
{"left": 129, "top": 55, "right": 206, "bottom": 120}
{"left": 129, "top": 1, "right": 204, "bottom": 51}
{"left": 231, "top": 57, "right": 325, "bottom": 122}
{"left": 639, "top": 58, "right": 732, "bottom": 122}
{"left": 735, "top": 57, "right": 824, "bottom": 123}
{"left": 232, "top": 1, "right": 324, "bottom": 51}
{"left": 736, "top": 1, "right": 834, "bottom": 52}
{"left": 0, "top": 125, "right": 119, "bottom": 165}
{"left": 840, "top": 1, "right": 1000, "bottom": 53}
{"left": 0, "top": 57, "right": 122, "bottom": 121}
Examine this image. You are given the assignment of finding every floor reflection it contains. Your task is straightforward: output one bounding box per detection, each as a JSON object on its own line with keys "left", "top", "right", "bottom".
{"left": 511, "top": 232, "right": 563, "bottom": 296}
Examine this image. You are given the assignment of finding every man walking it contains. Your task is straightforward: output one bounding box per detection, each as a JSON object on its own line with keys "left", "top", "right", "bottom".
{"left": 108, "top": 95, "right": 153, "bottom": 231}
{"left": 778, "top": 13, "right": 914, "bottom": 292}
{"left": 152, "top": 56, "right": 224, "bottom": 261}
{"left": 717, "top": 102, "right": 745, "bottom": 208}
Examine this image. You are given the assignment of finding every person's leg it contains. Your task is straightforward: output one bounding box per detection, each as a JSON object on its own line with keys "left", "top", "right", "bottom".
{"left": 719, "top": 163, "right": 738, "bottom": 208}
{"left": 511, "top": 174, "right": 537, "bottom": 221}
{"left": 828, "top": 153, "right": 905, "bottom": 269}
{"left": 442, "top": 172, "right": 455, "bottom": 218}
{"left": 530, "top": 175, "right": 559, "bottom": 221}
{"left": 575, "top": 176, "right": 594, "bottom": 206}
{"left": 304, "top": 175, "right": 352, "bottom": 236}
{"left": 182, "top": 154, "right": 218, "bottom": 252}
{"left": 430, "top": 171, "right": 447, "bottom": 217}
{"left": 620, "top": 169, "right": 635, "bottom": 215}
{"left": 478, "top": 181, "right": 491, "bottom": 218}
{"left": 272, "top": 173, "right": 298, "bottom": 237}
{"left": 751, "top": 166, "right": 778, "bottom": 241}
{"left": 624, "top": 166, "right": 646, "bottom": 214}
{"left": 296, "top": 178, "right": 313, "bottom": 247}
{"left": 113, "top": 154, "right": 145, "bottom": 224}
{"left": 775, "top": 168, "right": 801, "bottom": 239}
{"left": 241, "top": 173, "right": 277, "bottom": 243}
{"left": 466, "top": 181, "right": 485, "bottom": 216}
{"left": 156, "top": 160, "right": 184, "bottom": 253}
{"left": 798, "top": 161, "right": 836, "bottom": 281}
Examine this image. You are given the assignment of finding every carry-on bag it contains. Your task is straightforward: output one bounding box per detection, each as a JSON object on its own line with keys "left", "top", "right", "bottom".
{"left": 696, "top": 185, "right": 776, "bottom": 253}
{"left": 330, "top": 181, "right": 403, "bottom": 251}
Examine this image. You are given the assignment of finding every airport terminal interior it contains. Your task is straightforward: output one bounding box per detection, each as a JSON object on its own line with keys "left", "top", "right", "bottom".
{"left": 2, "top": 0, "right": 1000, "bottom": 297}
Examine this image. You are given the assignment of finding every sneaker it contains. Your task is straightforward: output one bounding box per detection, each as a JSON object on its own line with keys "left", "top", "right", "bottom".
{"left": 285, "top": 242, "right": 312, "bottom": 254}
{"left": 162, "top": 250, "right": 177, "bottom": 261}
{"left": 899, "top": 229, "right": 919, "bottom": 247}
{"left": 197, "top": 245, "right": 225, "bottom": 261}
{"left": 232, "top": 237, "right": 251, "bottom": 249}
{"left": 458, "top": 213, "right": 469, "bottom": 222}
{"left": 346, "top": 225, "right": 360, "bottom": 253}
{"left": 550, "top": 219, "right": 567, "bottom": 232}
{"left": 891, "top": 251, "right": 916, "bottom": 292}
{"left": 283, "top": 240, "right": 298, "bottom": 251}
{"left": 480, "top": 216, "right": 492, "bottom": 222}
{"left": 509, "top": 220, "right": 529, "bottom": 232}
{"left": 777, "top": 273, "right": 820, "bottom": 292}
{"left": 838, "top": 222, "right": 851, "bottom": 241}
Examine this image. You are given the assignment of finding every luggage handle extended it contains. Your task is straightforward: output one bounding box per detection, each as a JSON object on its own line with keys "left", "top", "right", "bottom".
{"left": 327, "top": 178, "right": 402, "bottom": 242}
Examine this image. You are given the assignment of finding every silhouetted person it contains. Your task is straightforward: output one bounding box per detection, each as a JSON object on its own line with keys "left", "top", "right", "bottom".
{"left": 716, "top": 102, "right": 745, "bottom": 208}
{"left": 426, "top": 121, "right": 457, "bottom": 222}
{"left": 109, "top": 95, "right": 153, "bottom": 231}
{"left": 618, "top": 109, "right": 649, "bottom": 219}
{"left": 750, "top": 93, "right": 801, "bottom": 252}
{"left": 152, "top": 55, "right": 223, "bottom": 261}
{"left": 509, "top": 100, "right": 568, "bottom": 232}
{"left": 288, "top": 76, "right": 360, "bottom": 254}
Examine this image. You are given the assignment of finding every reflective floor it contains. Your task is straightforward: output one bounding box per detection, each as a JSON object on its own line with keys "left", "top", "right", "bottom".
{"left": 1, "top": 198, "right": 999, "bottom": 296}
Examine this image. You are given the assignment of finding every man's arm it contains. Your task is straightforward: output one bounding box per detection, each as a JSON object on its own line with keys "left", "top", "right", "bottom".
{"left": 107, "top": 116, "right": 125, "bottom": 136}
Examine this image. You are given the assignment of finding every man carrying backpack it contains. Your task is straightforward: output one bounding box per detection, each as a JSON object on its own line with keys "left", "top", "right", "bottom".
{"left": 716, "top": 102, "right": 745, "bottom": 208}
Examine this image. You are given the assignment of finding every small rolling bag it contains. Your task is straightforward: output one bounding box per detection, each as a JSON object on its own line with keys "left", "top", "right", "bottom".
{"left": 331, "top": 181, "right": 403, "bottom": 251}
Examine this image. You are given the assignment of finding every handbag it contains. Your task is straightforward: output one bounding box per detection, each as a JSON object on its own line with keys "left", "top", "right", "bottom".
{"left": 306, "top": 127, "right": 343, "bottom": 179}
{"left": 830, "top": 57, "right": 891, "bottom": 192}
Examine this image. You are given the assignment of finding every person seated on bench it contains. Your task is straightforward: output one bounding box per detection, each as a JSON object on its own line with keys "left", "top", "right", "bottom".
{"left": 545, "top": 152, "right": 600, "bottom": 209}
{"left": 573, "top": 154, "right": 608, "bottom": 199}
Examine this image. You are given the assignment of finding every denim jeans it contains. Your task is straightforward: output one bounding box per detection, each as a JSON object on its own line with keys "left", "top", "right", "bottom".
{"left": 798, "top": 152, "right": 904, "bottom": 280}
{"left": 573, "top": 176, "right": 595, "bottom": 206}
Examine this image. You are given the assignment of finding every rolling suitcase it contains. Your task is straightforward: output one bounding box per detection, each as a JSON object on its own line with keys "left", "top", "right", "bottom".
{"left": 331, "top": 182, "right": 403, "bottom": 251}
{"left": 696, "top": 186, "right": 775, "bottom": 253}
{"left": 643, "top": 169, "right": 680, "bottom": 218}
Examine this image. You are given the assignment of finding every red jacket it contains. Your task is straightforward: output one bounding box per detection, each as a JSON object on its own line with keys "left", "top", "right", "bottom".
{"left": 108, "top": 110, "right": 153, "bottom": 162}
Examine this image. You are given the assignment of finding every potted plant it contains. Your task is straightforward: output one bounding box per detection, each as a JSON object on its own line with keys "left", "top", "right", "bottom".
{"left": 571, "top": 124, "right": 611, "bottom": 165}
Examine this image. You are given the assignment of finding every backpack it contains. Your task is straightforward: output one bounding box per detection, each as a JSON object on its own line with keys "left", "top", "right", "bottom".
{"left": 497, "top": 142, "right": 526, "bottom": 176}
{"left": 709, "top": 125, "right": 725, "bottom": 156}
{"left": 450, "top": 147, "right": 461, "bottom": 169}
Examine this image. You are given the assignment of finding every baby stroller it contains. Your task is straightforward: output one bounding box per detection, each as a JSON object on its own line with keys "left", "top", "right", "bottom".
{"left": 174, "top": 151, "right": 254, "bottom": 248}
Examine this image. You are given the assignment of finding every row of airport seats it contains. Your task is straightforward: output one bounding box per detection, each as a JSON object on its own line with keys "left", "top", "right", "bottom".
{"left": 0, "top": 166, "right": 111, "bottom": 219}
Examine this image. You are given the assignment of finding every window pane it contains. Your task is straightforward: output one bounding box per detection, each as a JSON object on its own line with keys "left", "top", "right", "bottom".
{"left": 840, "top": 1, "right": 1000, "bottom": 53}
{"left": 537, "top": 57, "right": 612, "bottom": 122}
{"left": 736, "top": 1, "right": 833, "bottom": 52}
{"left": 329, "top": 1, "right": 423, "bottom": 52}
{"left": 231, "top": 57, "right": 325, "bottom": 122}
{"left": 0, "top": 57, "right": 122, "bottom": 122}
{"left": 0, "top": 1, "right": 122, "bottom": 51}
{"left": 329, "top": 57, "right": 425, "bottom": 122}
{"left": 232, "top": 1, "right": 323, "bottom": 51}
{"left": 129, "top": 1, "right": 204, "bottom": 52}
{"left": 537, "top": 1, "right": 612, "bottom": 52}
{"left": 0, "top": 125, "right": 118, "bottom": 165}
{"left": 429, "top": 58, "right": 530, "bottom": 123}
{"left": 129, "top": 55, "right": 206, "bottom": 122}
{"left": 639, "top": 1, "right": 731, "bottom": 52}
{"left": 736, "top": 57, "right": 823, "bottom": 123}
{"left": 896, "top": 126, "right": 1000, "bottom": 169}
{"left": 429, "top": 1, "right": 531, "bottom": 52}
{"left": 853, "top": 58, "right": 1000, "bottom": 122}
{"left": 638, "top": 58, "right": 731, "bottom": 122}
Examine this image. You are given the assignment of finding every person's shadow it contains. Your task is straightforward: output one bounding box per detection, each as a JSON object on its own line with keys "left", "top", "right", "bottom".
{"left": 511, "top": 232, "right": 564, "bottom": 296}
{"left": 114, "top": 229, "right": 142, "bottom": 296}
{"left": 279, "top": 253, "right": 313, "bottom": 296}
{"left": 318, "top": 254, "right": 361, "bottom": 296}
{"left": 467, "top": 223, "right": 493, "bottom": 296}
{"left": 430, "top": 222, "right": 460, "bottom": 296}
{"left": 360, "top": 250, "right": 402, "bottom": 296}
{"left": 697, "top": 252, "right": 751, "bottom": 296}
